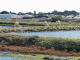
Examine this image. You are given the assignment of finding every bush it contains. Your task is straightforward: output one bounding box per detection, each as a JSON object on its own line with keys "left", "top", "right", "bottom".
{"left": 51, "top": 15, "right": 63, "bottom": 22}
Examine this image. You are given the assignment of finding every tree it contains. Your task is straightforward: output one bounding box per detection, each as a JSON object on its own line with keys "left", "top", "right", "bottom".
{"left": 51, "top": 15, "right": 63, "bottom": 22}
{"left": 47, "top": 12, "right": 51, "bottom": 15}
{"left": 57, "top": 12, "right": 63, "bottom": 15}
{"left": 37, "top": 12, "right": 45, "bottom": 18}
{"left": 1, "top": 11, "right": 9, "bottom": 14}
{"left": 52, "top": 10, "right": 58, "bottom": 15}
{"left": 17, "top": 12, "right": 25, "bottom": 15}
{"left": 10, "top": 12, "right": 16, "bottom": 14}
{"left": 71, "top": 10, "right": 79, "bottom": 16}
{"left": 9, "top": 11, "right": 16, "bottom": 14}
{"left": 26, "top": 12, "right": 33, "bottom": 15}
{"left": 63, "top": 10, "right": 69, "bottom": 15}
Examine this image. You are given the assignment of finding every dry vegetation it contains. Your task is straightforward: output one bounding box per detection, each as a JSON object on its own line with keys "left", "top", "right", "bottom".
{"left": 0, "top": 19, "right": 38, "bottom": 23}
{"left": 0, "top": 45, "right": 80, "bottom": 56}
{"left": 0, "top": 25, "right": 80, "bottom": 33}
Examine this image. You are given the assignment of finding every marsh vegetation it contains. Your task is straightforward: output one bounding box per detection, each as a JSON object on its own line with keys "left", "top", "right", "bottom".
{"left": 0, "top": 34, "right": 80, "bottom": 53}
{"left": 1, "top": 19, "right": 80, "bottom": 60}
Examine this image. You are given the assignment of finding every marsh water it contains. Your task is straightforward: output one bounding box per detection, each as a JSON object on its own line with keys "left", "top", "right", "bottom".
{"left": 0, "top": 52, "right": 22, "bottom": 60}
{"left": 1, "top": 25, "right": 80, "bottom": 39}
{"left": 0, "top": 26, "right": 13, "bottom": 28}
{"left": 0, "top": 56, "right": 22, "bottom": 60}
{"left": 0, "top": 52, "right": 74, "bottom": 60}
{"left": 9, "top": 31, "right": 80, "bottom": 39}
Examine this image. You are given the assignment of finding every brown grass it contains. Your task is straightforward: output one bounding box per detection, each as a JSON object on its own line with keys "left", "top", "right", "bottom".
{"left": 0, "top": 45, "right": 80, "bottom": 56}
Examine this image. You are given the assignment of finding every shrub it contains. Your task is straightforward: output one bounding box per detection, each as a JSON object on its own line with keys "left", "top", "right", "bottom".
{"left": 51, "top": 15, "right": 63, "bottom": 22}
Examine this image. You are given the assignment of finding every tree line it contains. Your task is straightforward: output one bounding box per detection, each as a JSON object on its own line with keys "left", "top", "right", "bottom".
{"left": 51, "top": 10, "right": 79, "bottom": 16}
{"left": 0, "top": 10, "right": 79, "bottom": 18}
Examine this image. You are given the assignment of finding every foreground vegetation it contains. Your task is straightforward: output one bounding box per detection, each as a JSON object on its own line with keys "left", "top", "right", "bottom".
{"left": 0, "top": 34, "right": 80, "bottom": 60}
{"left": 1, "top": 33, "right": 80, "bottom": 53}
{"left": 0, "top": 53, "right": 80, "bottom": 60}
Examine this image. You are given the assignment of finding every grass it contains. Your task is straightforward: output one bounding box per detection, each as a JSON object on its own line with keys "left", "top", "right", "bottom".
{"left": 1, "top": 20, "right": 80, "bottom": 32}
{"left": 0, "top": 19, "right": 80, "bottom": 32}
{"left": 0, "top": 52, "right": 49, "bottom": 60}
{"left": 0, "top": 19, "right": 38, "bottom": 22}
{"left": 6, "top": 54, "right": 47, "bottom": 59}
{"left": 0, "top": 53, "right": 80, "bottom": 60}
{"left": 0, "top": 25, "right": 80, "bottom": 33}
{"left": 0, "top": 19, "right": 80, "bottom": 27}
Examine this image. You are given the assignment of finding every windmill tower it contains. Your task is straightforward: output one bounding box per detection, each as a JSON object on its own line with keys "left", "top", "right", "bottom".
{"left": 79, "top": 13, "right": 80, "bottom": 17}
{"left": 9, "top": 11, "right": 11, "bottom": 14}
{"left": 34, "top": 11, "right": 36, "bottom": 18}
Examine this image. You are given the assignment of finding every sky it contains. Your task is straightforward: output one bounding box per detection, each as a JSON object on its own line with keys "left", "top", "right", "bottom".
{"left": 0, "top": 0, "right": 80, "bottom": 13}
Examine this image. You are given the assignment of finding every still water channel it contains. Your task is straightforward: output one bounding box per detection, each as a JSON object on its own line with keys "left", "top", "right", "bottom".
{"left": 0, "top": 52, "right": 22, "bottom": 60}
{"left": 0, "top": 52, "right": 73, "bottom": 60}
{"left": 0, "top": 26, "right": 13, "bottom": 28}
{"left": 0, "top": 56, "right": 22, "bottom": 60}
{"left": 10, "top": 31, "right": 80, "bottom": 39}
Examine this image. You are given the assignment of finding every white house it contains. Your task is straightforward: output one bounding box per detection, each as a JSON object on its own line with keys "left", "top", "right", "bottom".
{"left": 0, "top": 14, "right": 24, "bottom": 19}
{"left": 65, "top": 16, "right": 73, "bottom": 19}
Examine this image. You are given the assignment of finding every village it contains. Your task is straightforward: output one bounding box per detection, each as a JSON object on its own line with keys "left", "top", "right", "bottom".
{"left": 0, "top": 10, "right": 80, "bottom": 23}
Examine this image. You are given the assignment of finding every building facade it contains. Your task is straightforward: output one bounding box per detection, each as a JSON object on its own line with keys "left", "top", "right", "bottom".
{"left": 0, "top": 14, "right": 33, "bottom": 19}
{"left": 0, "top": 14, "right": 24, "bottom": 19}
